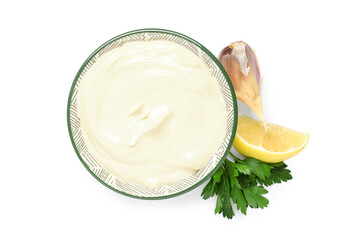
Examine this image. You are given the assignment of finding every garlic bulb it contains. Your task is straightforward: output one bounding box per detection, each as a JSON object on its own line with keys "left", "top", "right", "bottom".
{"left": 219, "top": 41, "right": 264, "bottom": 122}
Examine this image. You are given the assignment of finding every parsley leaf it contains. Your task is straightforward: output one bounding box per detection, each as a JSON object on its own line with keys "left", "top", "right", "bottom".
{"left": 225, "top": 160, "right": 240, "bottom": 188}
{"left": 237, "top": 173, "right": 257, "bottom": 188}
{"left": 231, "top": 185, "right": 248, "bottom": 214}
{"left": 201, "top": 152, "right": 293, "bottom": 219}
{"left": 257, "top": 163, "right": 293, "bottom": 186}
{"left": 201, "top": 178, "right": 216, "bottom": 200}
{"left": 270, "top": 163, "right": 292, "bottom": 183}
{"left": 215, "top": 173, "right": 234, "bottom": 219}
{"left": 234, "top": 163, "right": 252, "bottom": 175}
{"left": 242, "top": 158, "right": 273, "bottom": 180}
{"left": 213, "top": 167, "right": 224, "bottom": 184}
{"left": 201, "top": 166, "right": 225, "bottom": 200}
{"left": 243, "top": 186, "right": 269, "bottom": 208}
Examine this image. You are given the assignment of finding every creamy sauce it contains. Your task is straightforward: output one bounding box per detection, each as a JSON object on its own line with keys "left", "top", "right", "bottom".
{"left": 78, "top": 40, "right": 227, "bottom": 189}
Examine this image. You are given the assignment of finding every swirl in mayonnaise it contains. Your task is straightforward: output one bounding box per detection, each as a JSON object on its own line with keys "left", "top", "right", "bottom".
{"left": 78, "top": 40, "right": 227, "bottom": 188}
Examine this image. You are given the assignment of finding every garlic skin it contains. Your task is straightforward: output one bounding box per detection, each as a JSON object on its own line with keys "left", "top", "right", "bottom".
{"left": 219, "top": 41, "right": 264, "bottom": 122}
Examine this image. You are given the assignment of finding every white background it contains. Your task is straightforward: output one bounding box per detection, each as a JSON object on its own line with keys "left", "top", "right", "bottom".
{"left": 1, "top": 0, "right": 340, "bottom": 239}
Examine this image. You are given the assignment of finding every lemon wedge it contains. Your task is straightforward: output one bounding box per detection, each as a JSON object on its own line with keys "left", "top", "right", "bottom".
{"left": 233, "top": 116, "right": 309, "bottom": 163}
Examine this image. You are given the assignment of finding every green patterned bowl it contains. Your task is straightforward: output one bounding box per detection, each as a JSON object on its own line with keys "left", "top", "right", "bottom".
{"left": 67, "top": 29, "right": 237, "bottom": 199}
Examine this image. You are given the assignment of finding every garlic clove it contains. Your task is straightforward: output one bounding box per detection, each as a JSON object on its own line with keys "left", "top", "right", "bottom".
{"left": 219, "top": 41, "right": 264, "bottom": 122}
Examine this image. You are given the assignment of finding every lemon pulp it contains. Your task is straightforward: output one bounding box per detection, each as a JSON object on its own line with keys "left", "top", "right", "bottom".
{"left": 233, "top": 116, "right": 309, "bottom": 163}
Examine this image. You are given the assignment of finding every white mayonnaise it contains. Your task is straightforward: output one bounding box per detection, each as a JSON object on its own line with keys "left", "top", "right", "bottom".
{"left": 78, "top": 40, "right": 227, "bottom": 189}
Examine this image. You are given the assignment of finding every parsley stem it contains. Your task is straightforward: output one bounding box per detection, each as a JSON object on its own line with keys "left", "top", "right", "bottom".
{"left": 229, "top": 152, "right": 242, "bottom": 163}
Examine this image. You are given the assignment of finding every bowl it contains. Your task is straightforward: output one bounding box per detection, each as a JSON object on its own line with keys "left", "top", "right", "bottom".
{"left": 67, "top": 28, "right": 237, "bottom": 199}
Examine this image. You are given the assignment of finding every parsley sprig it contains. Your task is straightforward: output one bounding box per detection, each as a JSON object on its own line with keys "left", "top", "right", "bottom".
{"left": 201, "top": 152, "right": 292, "bottom": 219}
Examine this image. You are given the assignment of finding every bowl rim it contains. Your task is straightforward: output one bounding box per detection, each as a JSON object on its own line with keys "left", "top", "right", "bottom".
{"left": 67, "top": 28, "right": 238, "bottom": 200}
